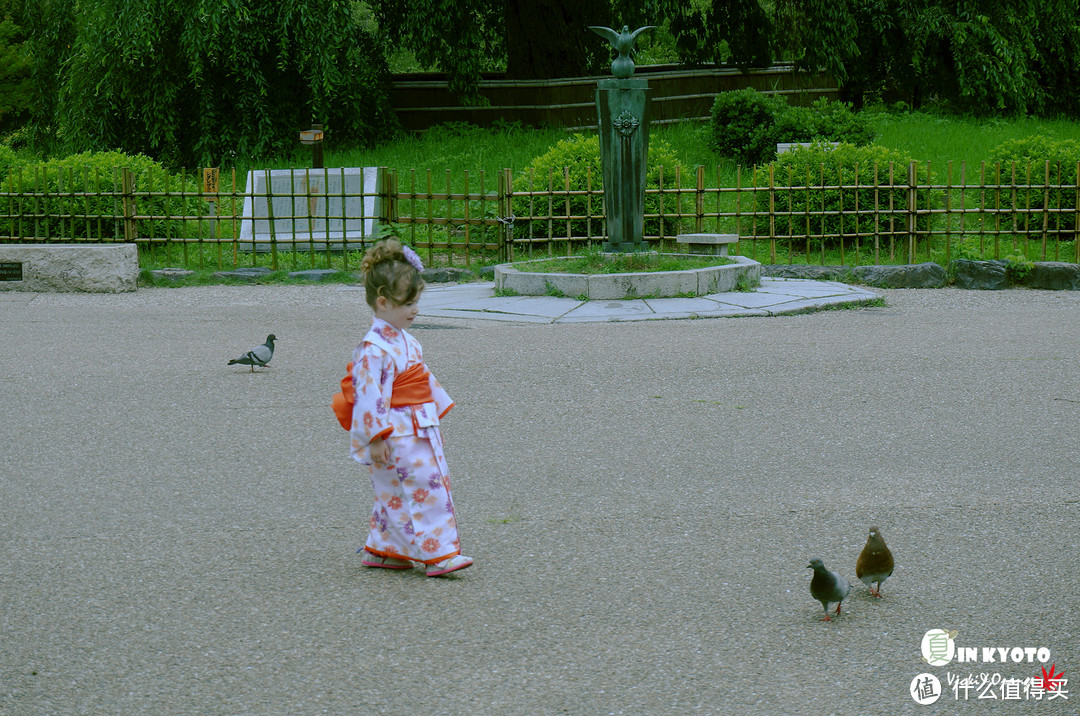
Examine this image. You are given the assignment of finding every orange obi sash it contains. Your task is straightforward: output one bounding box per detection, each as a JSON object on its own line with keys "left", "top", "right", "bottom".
{"left": 332, "top": 361, "right": 433, "bottom": 430}
{"left": 332, "top": 362, "right": 356, "bottom": 430}
{"left": 389, "top": 362, "right": 433, "bottom": 407}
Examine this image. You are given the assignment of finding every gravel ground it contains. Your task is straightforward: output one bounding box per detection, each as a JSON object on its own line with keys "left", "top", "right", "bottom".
{"left": 1, "top": 285, "right": 1077, "bottom": 715}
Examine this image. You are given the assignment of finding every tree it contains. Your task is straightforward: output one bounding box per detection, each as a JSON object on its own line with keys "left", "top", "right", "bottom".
{"left": 0, "top": 0, "right": 32, "bottom": 131}
{"left": 505, "top": 0, "right": 610, "bottom": 80}
{"left": 667, "top": 0, "right": 772, "bottom": 69}
{"left": 373, "top": 0, "right": 610, "bottom": 100}
{"left": 370, "top": 0, "right": 773, "bottom": 101}
{"left": 774, "top": 0, "right": 857, "bottom": 83}
{"left": 782, "top": 0, "right": 1080, "bottom": 116}
{"left": 25, "top": 0, "right": 398, "bottom": 167}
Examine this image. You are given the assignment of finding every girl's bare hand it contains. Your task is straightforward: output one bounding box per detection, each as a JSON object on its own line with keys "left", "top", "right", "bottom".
{"left": 370, "top": 438, "right": 392, "bottom": 468}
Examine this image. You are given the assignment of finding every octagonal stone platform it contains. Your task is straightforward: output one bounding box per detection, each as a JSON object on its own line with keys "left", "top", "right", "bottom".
{"left": 494, "top": 255, "right": 761, "bottom": 300}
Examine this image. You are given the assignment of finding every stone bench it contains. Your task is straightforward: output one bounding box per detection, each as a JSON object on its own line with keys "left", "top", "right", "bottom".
{"left": 0, "top": 244, "right": 139, "bottom": 292}
{"left": 676, "top": 233, "right": 739, "bottom": 257}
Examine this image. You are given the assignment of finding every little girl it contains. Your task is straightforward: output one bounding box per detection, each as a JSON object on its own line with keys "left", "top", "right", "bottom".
{"left": 333, "top": 238, "right": 472, "bottom": 577}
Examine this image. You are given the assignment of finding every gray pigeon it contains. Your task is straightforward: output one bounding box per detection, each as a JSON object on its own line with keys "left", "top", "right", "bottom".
{"left": 808, "top": 558, "right": 851, "bottom": 621}
{"left": 228, "top": 334, "right": 276, "bottom": 372}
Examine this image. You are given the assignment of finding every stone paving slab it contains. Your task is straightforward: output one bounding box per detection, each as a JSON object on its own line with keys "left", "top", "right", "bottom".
{"left": 417, "top": 278, "right": 880, "bottom": 323}
{"left": 756, "top": 279, "right": 866, "bottom": 297}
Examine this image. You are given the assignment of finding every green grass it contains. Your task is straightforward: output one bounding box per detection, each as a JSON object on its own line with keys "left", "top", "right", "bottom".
{"left": 54, "top": 108, "right": 1080, "bottom": 274}
{"left": 866, "top": 109, "right": 1080, "bottom": 169}
{"left": 285, "top": 122, "right": 572, "bottom": 186}
{"left": 296, "top": 109, "right": 1079, "bottom": 187}
{"left": 513, "top": 248, "right": 732, "bottom": 274}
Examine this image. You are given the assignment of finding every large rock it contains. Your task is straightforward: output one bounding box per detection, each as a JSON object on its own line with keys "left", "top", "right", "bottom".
{"left": 852, "top": 262, "right": 947, "bottom": 288}
{"left": 213, "top": 266, "right": 273, "bottom": 282}
{"left": 1021, "top": 262, "right": 1080, "bottom": 290}
{"left": 423, "top": 266, "right": 476, "bottom": 283}
{"left": 151, "top": 267, "right": 195, "bottom": 282}
{"left": 762, "top": 265, "right": 849, "bottom": 281}
{"left": 949, "top": 259, "right": 1009, "bottom": 290}
{"left": 0, "top": 243, "right": 139, "bottom": 292}
{"left": 288, "top": 268, "right": 339, "bottom": 282}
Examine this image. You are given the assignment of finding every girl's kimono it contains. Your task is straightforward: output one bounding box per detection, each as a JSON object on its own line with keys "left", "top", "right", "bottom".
{"left": 348, "top": 317, "right": 460, "bottom": 564}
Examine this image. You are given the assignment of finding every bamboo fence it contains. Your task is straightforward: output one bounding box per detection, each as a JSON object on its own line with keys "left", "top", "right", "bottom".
{"left": 1, "top": 161, "right": 1078, "bottom": 270}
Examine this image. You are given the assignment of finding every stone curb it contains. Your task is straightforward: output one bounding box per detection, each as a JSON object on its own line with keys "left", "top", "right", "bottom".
{"left": 764, "top": 260, "right": 1080, "bottom": 290}
{"left": 136, "top": 260, "right": 1080, "bottom": 292}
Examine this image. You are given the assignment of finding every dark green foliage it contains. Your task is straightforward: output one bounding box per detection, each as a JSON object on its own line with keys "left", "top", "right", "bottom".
{"left": 709, "top": 89, "right": 787, "bottom": 166}
{"left": 710, "top": 90, "right": 873, "bottom": 165}
{"left": 512, "top": 133, "right": 691, "bottom": 240}
{"left": 665, "top": 0, "right": 772, "bottom": 67}
{"left": 373, "top": 0, "right": 610, "bottom": 100}
{"left": 26, "top": 0, "right": 397, "bottom": 168}
{"left": 988, "top": 136, "right": 1080, "bottom": 236}
{"left": 0, "top": 144, "right": 20, "bottom": 175}
{"left": 0, "top": 0, "right": 31, "bottom": 131}
{"left": 371, "top": 0, "right": 773, "bottom": 101}
{"left": 805, "top": 99, "right": 875, "bottom": 146}
{"left": 774, "top": 0, "right": 858, "bottom": 84}
{"left": 746, "top": 142, "right": 937, "bottom": 247}
{"left": 791, "top": 0, "right": 1080, "bottom": 116}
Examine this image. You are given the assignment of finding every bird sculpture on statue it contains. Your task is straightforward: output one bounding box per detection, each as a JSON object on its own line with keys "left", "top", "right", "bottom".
{"left": 228, "top": 334, "right": 276, "bottom": 372}
{"left": 855, "top": 525, "right": 894, "bottom": 598}
{"left": 588, "top": 24, "right": 655, "bottom": 79}
{"left": 808, "top": 558, "right": 850, "bottom": 621}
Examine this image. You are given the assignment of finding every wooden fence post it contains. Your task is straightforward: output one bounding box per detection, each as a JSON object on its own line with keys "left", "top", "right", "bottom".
{"left": 121, "top": 168, "right": 137, "bottom": 242}
{"left": 906, "top": 162, "right": 918, "bottom": 263}
{"left": 498, "top": 168, "right": 513, "bottom": 263}
{"left": 695, "top": 165, "right": 705, "bottom": 234}
{"left": 377, "top": 167, "right": 395, "bottom": 225}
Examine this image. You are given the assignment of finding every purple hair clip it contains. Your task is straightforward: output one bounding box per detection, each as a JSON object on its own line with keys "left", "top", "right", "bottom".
{"left": 402, "top": 245, "right": 424, "bottom": 273}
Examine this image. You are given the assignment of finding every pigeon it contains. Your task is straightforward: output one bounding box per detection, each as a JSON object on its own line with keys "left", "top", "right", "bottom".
{"left": 856, "top": 525, "right": 894, "bottom": 598}
{"left": 808, "top": 558, "right": 850, "bottom": 621}
{"left": 228, "top": 334, "right": 276, "bottom": 372}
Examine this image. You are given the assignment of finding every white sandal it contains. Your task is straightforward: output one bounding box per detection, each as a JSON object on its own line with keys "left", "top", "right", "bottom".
{"left": 362, "top": 554, "right": 412, "bottom": 570}
{"left": 426, "top": 555, "right": 473, "bottom": 577}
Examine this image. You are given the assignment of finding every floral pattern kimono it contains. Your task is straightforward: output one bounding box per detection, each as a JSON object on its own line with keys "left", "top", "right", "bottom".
{"left": 349, "top": 317, "right": 460, "bottom": 564}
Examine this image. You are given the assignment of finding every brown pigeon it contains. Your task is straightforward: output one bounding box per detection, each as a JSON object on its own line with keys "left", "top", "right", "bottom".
{"left": 808, "top": 558, "right": 850, "bottom": 621}
{"left": 856, "top": 526, "right": 894, "bottom": 598}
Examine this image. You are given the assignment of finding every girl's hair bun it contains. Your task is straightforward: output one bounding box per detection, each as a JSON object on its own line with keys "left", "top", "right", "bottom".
{"left": 360, "top": 238, "right": 424, "bottom": 309}
{"left": 360, "top": 238, "right": 407, "bottom": 275}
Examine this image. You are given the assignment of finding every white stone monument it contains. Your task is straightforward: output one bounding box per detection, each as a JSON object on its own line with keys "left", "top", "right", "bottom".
{"left": 239, "top": 167, "right": 380, "bottom": 251}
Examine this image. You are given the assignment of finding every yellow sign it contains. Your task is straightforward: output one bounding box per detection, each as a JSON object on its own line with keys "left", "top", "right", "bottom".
{"left": 202, "top": 167, "right": 220, "bottom": 199}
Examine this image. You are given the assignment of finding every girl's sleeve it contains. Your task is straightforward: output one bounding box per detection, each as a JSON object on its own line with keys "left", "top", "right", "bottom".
{"left": 415, "top": 342, "right": 454, "bottom": 419}
{"left": 429, "top": 372, "right": 454, "bottom": 419}
{"left": 350, "top": 344, "right": 395, "bottom": 464}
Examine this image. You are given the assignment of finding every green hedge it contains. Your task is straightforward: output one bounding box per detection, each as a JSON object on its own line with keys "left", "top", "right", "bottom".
{"left": 710, "top": 89, "right": 874, "bottom": 166}
{"left": 2, "top": 150, "right": 204, "bottom": 240}
{"left": 987, "top": 136, "right": 1080, "bottom": 236}
{"left": 512, "top": 133, "right": 692, "bottom": 242}
{"left": 745, "top": 142, "right": 937, "bottom": 249}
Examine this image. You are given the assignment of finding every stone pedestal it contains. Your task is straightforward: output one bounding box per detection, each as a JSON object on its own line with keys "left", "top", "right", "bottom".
{"left": 0, "top": 244, "right": 139, "bottom": 292}
{"left": 596, "top": 78, "right": 650, "bottom": 253}
{"left": 676, "top": 233, "right": 739, "bottom": 256}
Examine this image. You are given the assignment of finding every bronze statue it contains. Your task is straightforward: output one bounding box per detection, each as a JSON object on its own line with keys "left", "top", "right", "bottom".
{"left": 588, "top": 25, "right": 655, "bottom": 79}
{"left": 590, "top": 23, "right": 655, "bottom": 251}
